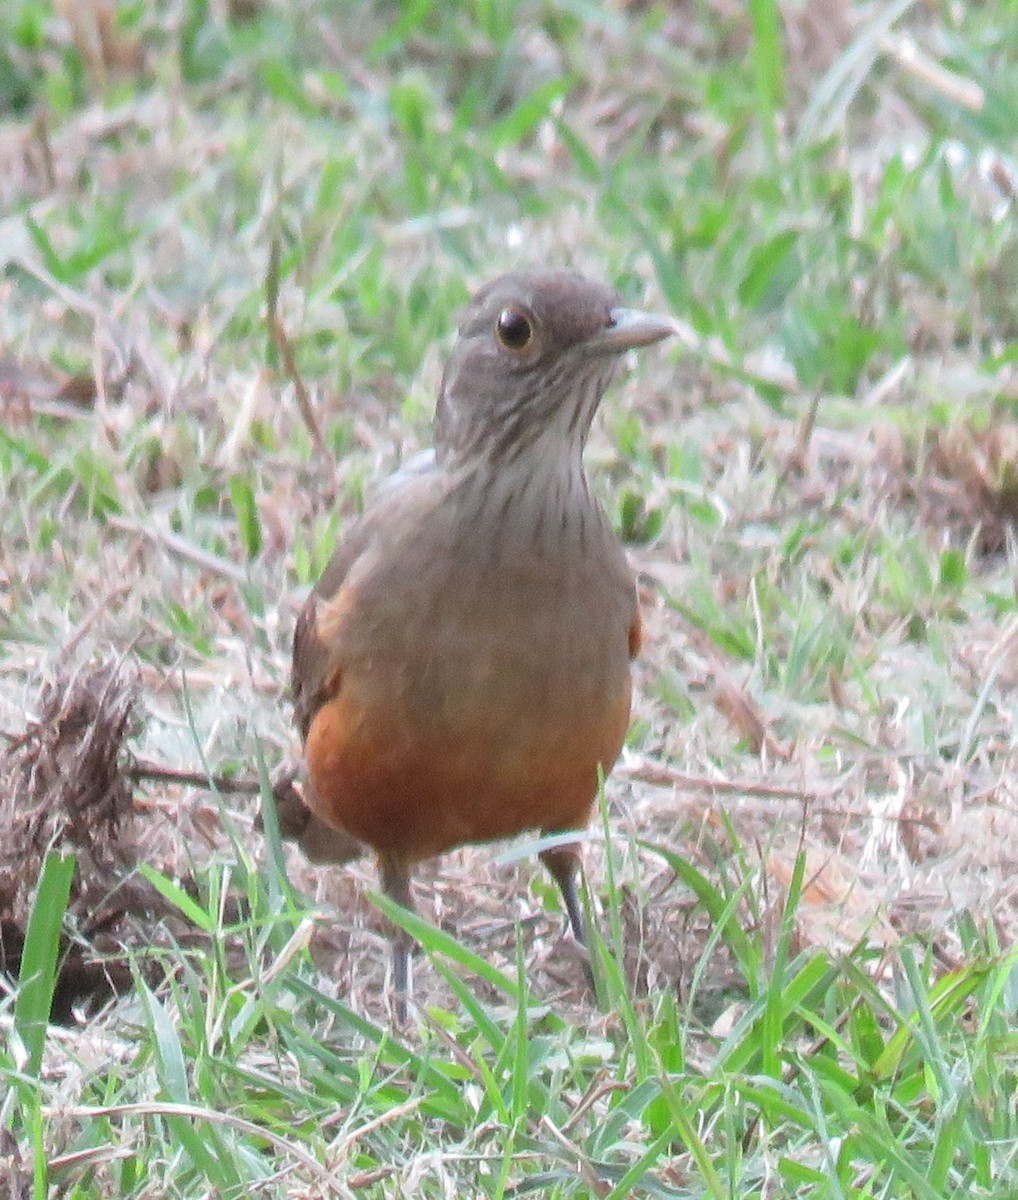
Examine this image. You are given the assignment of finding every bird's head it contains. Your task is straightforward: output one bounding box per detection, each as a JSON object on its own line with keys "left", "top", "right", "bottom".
{"left": 434, "top": 270, "right": 675, "bottom": 471}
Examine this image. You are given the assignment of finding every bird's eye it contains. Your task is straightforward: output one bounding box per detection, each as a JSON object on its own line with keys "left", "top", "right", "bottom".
{"left": 496, "top": 307, "right": 533, "bottom": 351}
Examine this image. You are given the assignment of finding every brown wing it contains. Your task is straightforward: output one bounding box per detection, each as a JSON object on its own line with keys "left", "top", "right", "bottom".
{"left": 291, "top": 525, "right": 370, "bottom": 744}
{"left": 291, "top": 462, "right": 447, "bottom": 744}
{"left": 285, "top": 507, "right": 386, "bottom": 866}
{"left": 285, "top": 534, "right": 377, "bottom": 868}
{"left": 627, "top": 602, "right": 642, "bottom": 661}
{"left": 291, "top": 600, "right": 328, "bottom": 744}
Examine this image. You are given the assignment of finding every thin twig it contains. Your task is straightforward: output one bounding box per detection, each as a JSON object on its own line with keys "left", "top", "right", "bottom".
{"left": 539, "top": 1115, "right": 610, "bottom": 1197}
{"left": 128, "top": 759, "right": 265, "bottom": 796}
{"left": 621, "top": 757, "right": 837, "bottom": 801}
{"left": 270, "top": 314, "right": 331, "bottom": 463}
{"left": 561, "top": 1079, "right": 630, "bottom": 1135}
{"left": 32, "top": 108, "right": 56, "bottom": 191}
{"left": 881, "top": 33, "right": 984, "bottom": 111}
{"left": 108, "top": 515, "right": 248, "bottom": 584}
{"left": 266, "top": 236, "right": 329, "bottom": 462}
{"left": 620, "top": 758, "right": 940, "bottom": 826}
{"left": 777, "top": 390, "right": 821, "bottom": 485}
{"left": 326, "top": 1094, "right": 427, "bottom": 1149}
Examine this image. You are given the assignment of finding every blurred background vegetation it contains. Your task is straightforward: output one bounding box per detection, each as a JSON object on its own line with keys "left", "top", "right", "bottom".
{"left": 3, "top": 1, "right": 1018, "bottom": 1196}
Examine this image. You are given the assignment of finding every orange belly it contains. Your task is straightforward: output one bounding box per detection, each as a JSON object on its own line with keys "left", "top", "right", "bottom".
{"left": 304, "top": 675, "right": 631, "bottom": 862}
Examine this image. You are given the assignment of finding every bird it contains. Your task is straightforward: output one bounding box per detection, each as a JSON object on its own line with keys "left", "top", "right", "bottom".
{"left": 286, "top": 269, "right": 675, "bottom": 1016}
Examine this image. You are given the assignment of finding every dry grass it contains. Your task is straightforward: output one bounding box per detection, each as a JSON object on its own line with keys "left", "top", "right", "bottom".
{"left": 3, "top": 0, "right": 1018, "bottom": 1195}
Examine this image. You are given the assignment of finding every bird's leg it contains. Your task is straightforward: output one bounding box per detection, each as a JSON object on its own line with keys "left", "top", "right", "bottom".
{"left": 378, "top": 853, "right": 414, "bottom": 1022}
{"left": 539, "top": 841, "right": 586, "bottom": 946}
{"left": 540, "top": 840, "right": 597, "bottom": 994}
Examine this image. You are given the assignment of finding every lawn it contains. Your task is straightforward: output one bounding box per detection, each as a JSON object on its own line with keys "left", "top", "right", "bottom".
{"left": 2, "top": 0, "right": 1018, "bottom": 1195}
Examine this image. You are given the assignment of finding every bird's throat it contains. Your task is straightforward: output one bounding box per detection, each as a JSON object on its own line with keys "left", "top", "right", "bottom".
{"left": 453, "top": 445, "right": 605, "bottom": 568}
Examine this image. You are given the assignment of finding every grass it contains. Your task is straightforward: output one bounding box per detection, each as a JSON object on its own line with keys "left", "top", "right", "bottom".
{"left": 3, "top": 0, "right": 1018, "bottom": 1194}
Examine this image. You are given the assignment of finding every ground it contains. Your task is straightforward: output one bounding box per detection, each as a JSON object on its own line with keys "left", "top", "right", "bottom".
{"left": 2, "top": 1, "right": 1018, "bottom": 1196}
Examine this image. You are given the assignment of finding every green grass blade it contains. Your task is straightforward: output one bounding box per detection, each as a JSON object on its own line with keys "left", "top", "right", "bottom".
{"left": 14, "top": 851, "right": 75, "bottom": 1078}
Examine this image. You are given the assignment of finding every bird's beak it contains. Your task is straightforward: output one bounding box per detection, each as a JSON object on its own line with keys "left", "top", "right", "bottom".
{"left": 585, "top": 307, "right": 678, "bottom": 355}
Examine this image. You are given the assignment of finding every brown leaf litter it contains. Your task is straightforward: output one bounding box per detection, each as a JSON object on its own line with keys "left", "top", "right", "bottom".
{"left": 883, "top": 419, "right": 1018, "bottom": 554}
{"left": 0, "top": 660, "right": 235, "bottom": 1024}
{"left": 0, "top": 661, "right": 735, "bottom": 1027}
{"left": 1, "top": 650, "right": 1004, "bottom": 1033}
{"left": 0, "top": 355, "right": 98, "bottom": 420}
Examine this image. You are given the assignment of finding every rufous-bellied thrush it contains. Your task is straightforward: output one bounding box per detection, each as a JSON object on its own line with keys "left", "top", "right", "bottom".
{"left": 285, "top": 270, "right": 675, "bottom": 1016}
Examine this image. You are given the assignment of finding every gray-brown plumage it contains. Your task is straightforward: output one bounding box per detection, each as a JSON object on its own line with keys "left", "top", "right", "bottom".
{"left": 287, "top": 269, "right": 675, "bottom": 1016}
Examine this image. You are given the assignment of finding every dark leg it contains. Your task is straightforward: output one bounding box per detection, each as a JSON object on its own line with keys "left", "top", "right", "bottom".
{"left": 378, "top": 854, "right": 414, "bottom": 1023}
{"left": 540, "top": 841, "right": 596, "bottom": 993}
{"left": 539, "top": 842, "right": 586, "bottom": 946}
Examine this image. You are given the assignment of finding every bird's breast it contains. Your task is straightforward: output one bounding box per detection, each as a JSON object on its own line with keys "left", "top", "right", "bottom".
{"left": 304, "top": 486, "right": 636, "bottom": 859}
